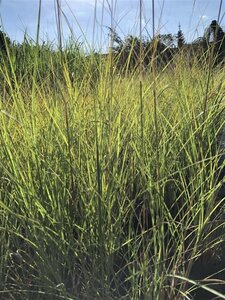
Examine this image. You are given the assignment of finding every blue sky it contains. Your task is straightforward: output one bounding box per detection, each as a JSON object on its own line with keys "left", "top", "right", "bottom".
{"left": 0, "top": 0, "right": 224, "bottom": 49}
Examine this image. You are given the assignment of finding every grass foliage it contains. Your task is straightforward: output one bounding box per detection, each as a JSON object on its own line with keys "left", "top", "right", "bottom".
{"left": 0, "top": 4, "right": 225, "bottom": 300}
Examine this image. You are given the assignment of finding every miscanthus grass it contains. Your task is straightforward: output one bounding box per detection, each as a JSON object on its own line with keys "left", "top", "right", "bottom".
{"left": 0, "top": 17, "right": 225, "bottom": 300}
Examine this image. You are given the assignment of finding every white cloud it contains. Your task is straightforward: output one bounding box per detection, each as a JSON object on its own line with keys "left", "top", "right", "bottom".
{"left": 199, "top": 15, "right": 209, "bottom": 21}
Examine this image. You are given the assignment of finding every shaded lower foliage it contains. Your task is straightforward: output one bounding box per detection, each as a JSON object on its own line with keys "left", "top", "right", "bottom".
{"left": 187, "top": 124, "right": 225, "bottom": 300}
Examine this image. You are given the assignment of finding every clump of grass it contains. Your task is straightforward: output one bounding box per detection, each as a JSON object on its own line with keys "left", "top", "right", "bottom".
{"left": 0, "top": 2, "right": 225, "bottom": 300}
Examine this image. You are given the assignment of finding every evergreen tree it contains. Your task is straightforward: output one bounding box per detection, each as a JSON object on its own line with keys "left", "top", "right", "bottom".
{"left": 208, "top": 20, "right": 225, "bottom": 63}
{"left": 177, "top": 24, "right": 185, "bottom": 49}
{"left": 209, "top": 20, "right": 224, "bottom": 44}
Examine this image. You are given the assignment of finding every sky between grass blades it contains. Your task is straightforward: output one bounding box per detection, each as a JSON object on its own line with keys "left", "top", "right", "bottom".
{"left": 0, "top": 0, "right": 224, "bottom": 50}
